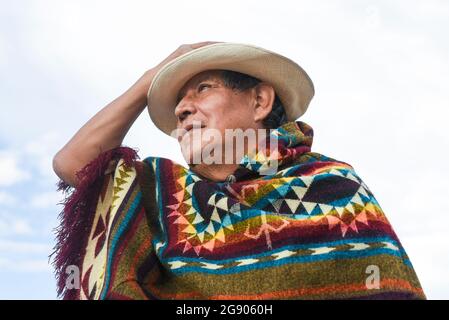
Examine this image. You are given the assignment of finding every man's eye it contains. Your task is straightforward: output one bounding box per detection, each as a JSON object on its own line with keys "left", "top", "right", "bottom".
{"left": 198, "top": 83, "right": 211, "bottom": 92}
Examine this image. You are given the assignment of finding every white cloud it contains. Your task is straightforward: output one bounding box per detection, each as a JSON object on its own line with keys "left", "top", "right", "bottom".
{"left": 401, "top": 232, "right": 449, "bottom": 299}
{"left": 0, "top": 150, "right": 31, "bottom": 186}
{"left": 0, "top": 131, "right": 67, "bottom": 192}
{"left": 0, "top": 240, "right": 52, "bottom": 254}
{"left": 0, "top": 215, "right": 34, "bottom": 237}
{"left": 22, "top": 131, "right": 65, "bottom": 184}
{"left": 0, "top": 32, "right": 8, "bottom": 70}
{"left": 0, "top": 257, "right": 52, "bottom": 273}
{"left": 0, "top": 191, "right": 18, "bottom": 206}
{"left": 0, "top": 240, "right": 53, "bottom": 273}
{"left": 30, "top": 191, "right": 62, "bottom": 209}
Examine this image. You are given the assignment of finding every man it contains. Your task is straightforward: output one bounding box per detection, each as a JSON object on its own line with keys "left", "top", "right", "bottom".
{"left": 52, "top": 42, "right": 425, "bottom": 299}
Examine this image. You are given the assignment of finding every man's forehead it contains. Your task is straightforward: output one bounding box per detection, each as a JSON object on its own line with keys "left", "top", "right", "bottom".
{"left": 177, "top": 70, "right": 223, "bottom": 100}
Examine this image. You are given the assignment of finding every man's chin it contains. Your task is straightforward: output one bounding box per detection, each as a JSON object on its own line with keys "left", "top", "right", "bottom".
{"left": 181, "top": 144, "right": 217, "bottom": 165}
{"left": 182, "top": 149, "right": 203, "bottom": 166}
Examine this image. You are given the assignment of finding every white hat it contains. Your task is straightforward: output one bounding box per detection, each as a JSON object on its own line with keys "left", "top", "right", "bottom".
{"left": 146, "top": 42, "right": 314, "bottom": 136}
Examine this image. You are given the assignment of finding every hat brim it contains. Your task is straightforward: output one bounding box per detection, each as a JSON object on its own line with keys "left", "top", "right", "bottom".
{"left": 146, "top": 42, "right": 314, "bottom": 136}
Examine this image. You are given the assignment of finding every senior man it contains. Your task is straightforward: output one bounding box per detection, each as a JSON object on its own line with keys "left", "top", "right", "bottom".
{"left": 52, "top": 42, "right": 425, "bottom": 300}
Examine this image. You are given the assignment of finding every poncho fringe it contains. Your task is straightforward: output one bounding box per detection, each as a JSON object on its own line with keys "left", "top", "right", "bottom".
{"left": 50, "top": 146, "right": 140, "bottom": 300}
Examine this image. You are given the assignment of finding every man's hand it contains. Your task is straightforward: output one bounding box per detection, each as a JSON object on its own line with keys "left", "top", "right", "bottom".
{"left": 153, "top": 41, "right": 222, "bottom": 73}
{"left": 138, "top": 41, "right": 222, "bottom": 92}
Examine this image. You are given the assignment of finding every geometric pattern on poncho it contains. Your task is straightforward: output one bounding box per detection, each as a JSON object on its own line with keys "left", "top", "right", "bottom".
{"left": 164, "top": 164, "right": 382, "bottom": 257}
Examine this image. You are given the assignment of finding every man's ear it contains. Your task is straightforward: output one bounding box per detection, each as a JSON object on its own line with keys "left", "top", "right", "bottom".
{"left": 253, "top": 82, "right": 275, "bottom": 123}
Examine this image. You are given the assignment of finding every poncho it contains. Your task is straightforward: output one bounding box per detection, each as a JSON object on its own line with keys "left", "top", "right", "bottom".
{"left": 51, "top": 121, "right": 426, "bottom": 300}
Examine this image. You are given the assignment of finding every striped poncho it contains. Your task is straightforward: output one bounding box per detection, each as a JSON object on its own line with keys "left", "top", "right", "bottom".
{"left": 52, "top": 121, "right": 425, "bottom": 300}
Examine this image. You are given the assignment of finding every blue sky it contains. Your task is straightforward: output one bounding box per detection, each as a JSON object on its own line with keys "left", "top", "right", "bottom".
{"left": 1, "top": 0, "right": 448, "bottom": 299}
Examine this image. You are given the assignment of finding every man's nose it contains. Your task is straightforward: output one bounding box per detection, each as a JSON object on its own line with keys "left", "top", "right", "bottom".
{"left": 174, "top": 98, "right": 197, "bottom": 122}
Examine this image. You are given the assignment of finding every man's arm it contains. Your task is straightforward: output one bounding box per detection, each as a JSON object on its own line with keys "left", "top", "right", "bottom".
{"left": 53, "top": 41, "right": 221, "bottom": 188}
{"left": 52, "top": 70, "right": 153, "bottom": 188}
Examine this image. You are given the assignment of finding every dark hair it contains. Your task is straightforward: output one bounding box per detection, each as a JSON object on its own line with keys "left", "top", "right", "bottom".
{"left": 219, "top": 70, "right": 288, "bottom": 129}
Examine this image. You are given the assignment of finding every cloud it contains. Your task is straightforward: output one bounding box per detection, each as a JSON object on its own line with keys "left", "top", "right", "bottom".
{"left": 0, "top": 191, "right": 18, "bottom": 206}
{"left": 0, "top": 131, "right": 65, "bottom": 191}
{"left": 22, "top": 131, "right": 65, "bottom": 184}
{"left": 0, "top": 240, "right": 53, "bottom": 274}
{"left": 0, "top": 240, "right": 52, "bottom": 254}
{"left": 0, "top": 213, "right": 34, "bottom": 236}
{"left": 0, "top": 150, "right": 31, "bottom": 187}
{"left": 0, "top": 30, "right": 8, "bottom": 70}
{"left": 401, "top": 232, "right": 449, "bottom": 299}
{"left": 0, "top": 257, "right": 52, "bottom": 273}
{"left": 30, "top": 191, "right": 62, "bottom": 209}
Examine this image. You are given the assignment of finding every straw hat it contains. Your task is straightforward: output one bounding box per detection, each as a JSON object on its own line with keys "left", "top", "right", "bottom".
{"left": 146, "top": 42, "right": 314, "bottom": 136}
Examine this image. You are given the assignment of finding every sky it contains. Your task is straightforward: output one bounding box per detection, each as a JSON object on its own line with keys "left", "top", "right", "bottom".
{"left": 1, "top": 0, "right": 448, "bottom": 299}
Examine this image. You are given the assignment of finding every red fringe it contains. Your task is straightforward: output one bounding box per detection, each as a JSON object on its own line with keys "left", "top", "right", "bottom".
{"left": 49, "top": 146, "right": 140, "bottom": 300}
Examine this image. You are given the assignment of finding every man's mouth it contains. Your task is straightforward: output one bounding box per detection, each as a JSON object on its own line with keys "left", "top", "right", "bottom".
{"left": 184, "top": 123, "right": 206, "bottom": 134}
{"left": 177, "top": 123, "right": 206, "bottom": 142}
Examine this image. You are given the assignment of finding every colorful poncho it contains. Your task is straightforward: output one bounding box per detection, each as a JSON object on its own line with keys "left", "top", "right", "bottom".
{"left": 52, "top": 121, "right": 425, "bottom": 300}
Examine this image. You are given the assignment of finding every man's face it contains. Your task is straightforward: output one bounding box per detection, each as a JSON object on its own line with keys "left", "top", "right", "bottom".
{"left": 174, "top": 70, "right": 261, "bottom": 165}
